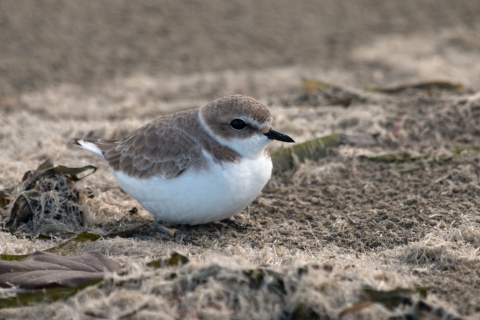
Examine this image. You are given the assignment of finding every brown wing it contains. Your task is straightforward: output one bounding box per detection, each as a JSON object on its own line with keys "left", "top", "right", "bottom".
{"left": 95, "top": 112, "right": 203, "bottom": 179}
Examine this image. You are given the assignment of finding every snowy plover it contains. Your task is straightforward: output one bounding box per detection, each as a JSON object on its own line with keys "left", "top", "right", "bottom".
{"left": 74, "top": 95, "right": 294, "bottom": 241}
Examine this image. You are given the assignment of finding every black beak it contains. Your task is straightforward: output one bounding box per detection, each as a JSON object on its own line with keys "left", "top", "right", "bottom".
{"left": 264, "top": 129, "right": 295, "bottom": 143}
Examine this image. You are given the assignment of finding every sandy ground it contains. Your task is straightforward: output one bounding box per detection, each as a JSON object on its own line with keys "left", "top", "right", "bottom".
{"left": 1, "top": 1, "right": 480, "bottom": 319}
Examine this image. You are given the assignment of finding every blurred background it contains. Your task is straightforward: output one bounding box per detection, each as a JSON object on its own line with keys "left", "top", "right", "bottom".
{"left": 1, "top": 0, "right": 480, "bottom": 98}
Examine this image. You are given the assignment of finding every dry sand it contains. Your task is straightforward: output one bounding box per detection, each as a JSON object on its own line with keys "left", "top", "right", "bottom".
{"left": 1, "top": 1, "right": 480, "bottom": 319}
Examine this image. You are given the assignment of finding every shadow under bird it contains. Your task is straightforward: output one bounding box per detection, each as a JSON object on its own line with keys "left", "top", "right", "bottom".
{"left": 73, "top": 95, "right": 294, "bottom": 242}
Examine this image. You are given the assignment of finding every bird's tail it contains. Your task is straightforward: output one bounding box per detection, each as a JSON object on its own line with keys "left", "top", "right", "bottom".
{"left": 72, "top": 139, "right": 118, "bottom": 159}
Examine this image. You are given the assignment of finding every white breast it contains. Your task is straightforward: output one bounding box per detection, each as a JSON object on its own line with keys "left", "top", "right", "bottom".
{"left": 111, "top": 151, "right": 273, "bottom": 225}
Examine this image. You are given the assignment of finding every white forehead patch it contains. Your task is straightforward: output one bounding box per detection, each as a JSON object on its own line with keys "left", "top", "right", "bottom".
{"left": 239, "top": 115, "right": 273, "bottom": 131}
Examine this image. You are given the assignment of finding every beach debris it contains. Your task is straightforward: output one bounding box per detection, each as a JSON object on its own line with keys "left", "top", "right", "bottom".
{"left": 271, "top": 133, "right": 342, "bottom": 173}
{"left": 147, "top": 252, "right": 190, "bottom": 269}
{"left": 0, "top": 159, "right": 96, "bottom": 236}
{"left": 365, "top": 80, "right": 475, "bottom": 94}
{"left": 0, "top": 251, "right": 120, "bottom": 308}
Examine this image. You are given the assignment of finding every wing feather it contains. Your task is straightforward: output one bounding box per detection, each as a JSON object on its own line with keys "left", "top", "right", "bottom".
{"left": 104, "top": 111, "right": 201, "bottom": 179}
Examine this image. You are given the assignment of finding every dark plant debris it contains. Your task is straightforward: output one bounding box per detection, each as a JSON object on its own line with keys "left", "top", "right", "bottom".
{"left": 358, "top": 287, "right": 462, "bottom": 320}
{"left": 0, "top": 159, "right": 96, "bottom": 236}
{"left": 147, "top": 252, "right": 190, "bottom": 269}
{"left": 0, "top": 251, "right": 121, "bottom": 309}
{"left": 365, "top": 80, "right": 475, "bottom": 94}
{"left": 271, "top": 133, "right": 342, "bottom": 173}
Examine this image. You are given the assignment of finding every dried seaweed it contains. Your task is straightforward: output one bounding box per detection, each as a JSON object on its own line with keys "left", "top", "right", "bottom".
{"left": 360, "top": 153, "right": 431, "bottom": 163}
{"left": 0, "top": 227, "right": 151, "bottom": 261}
{"left": 0, "top": 160, "right": 96, "bottom": 236}
{"left": 358, "top": 287, "right": 462, "bottom": 320}
{"left": 366, "top": 81, "right": 474, "bottom": 94}
{"left": 0, "top": 251, "right": 120, "bottom": 309}
{"left": 362, "top": 287, "right": 427, "bottom": 310}
{"left": 271, "top": 133, "right": 342, "bottom": 173}
{"left": 0, "top": 283, "right": 101, "bottom": 309}
{"left": 45, "top": 231, "right": 102, "bottom": 254}
{"left": 146, "top": 252, "right": 190, "bottom": 269}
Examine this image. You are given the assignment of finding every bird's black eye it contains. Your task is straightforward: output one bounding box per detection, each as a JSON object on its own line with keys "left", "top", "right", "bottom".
{"left": 230, "top": 119, "right": 246, "bottom": 130}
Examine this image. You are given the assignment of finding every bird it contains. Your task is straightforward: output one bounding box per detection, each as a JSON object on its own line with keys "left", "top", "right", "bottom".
{"left": 73, "top": 94, "right": 294, "bottom": 242}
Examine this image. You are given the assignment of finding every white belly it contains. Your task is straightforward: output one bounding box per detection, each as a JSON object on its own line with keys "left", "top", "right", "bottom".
{"left": 111, "top": 154, "right": 273, "bottom": 225}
